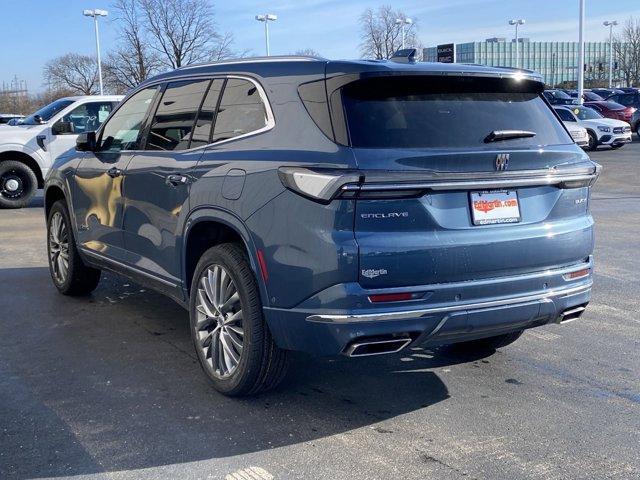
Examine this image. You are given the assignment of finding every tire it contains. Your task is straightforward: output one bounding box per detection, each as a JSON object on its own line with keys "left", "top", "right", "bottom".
{"left": 449, "top": 331, "right": 524, "bottom": 355}
{"left": 0, "top": 160, "right": 38, "bottom": 209}
{"left": 47, "top": 200, "right": 101, "bottom": 296}
{"left": 586, "top": 131, "right": 598, "bottom": 151}
{"left": 635, "top": 123, "right": 640, "bottom": 138}
{"left": 189, "top": 243, "right": 288, "bottom": 397}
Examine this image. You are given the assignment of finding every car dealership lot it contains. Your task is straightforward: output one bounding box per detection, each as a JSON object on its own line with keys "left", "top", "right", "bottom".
{"left": 1, "top": 143, "right": 639, "bottom": 480}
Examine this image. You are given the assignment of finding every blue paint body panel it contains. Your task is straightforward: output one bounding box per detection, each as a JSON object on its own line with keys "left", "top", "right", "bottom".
{"left": 44, "top": 57, "right": 598, "bottom": 356}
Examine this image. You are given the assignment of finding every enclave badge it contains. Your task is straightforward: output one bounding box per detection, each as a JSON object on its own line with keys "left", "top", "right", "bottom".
{"left": 495, "top": 153, "right": 510, "bottom": 171}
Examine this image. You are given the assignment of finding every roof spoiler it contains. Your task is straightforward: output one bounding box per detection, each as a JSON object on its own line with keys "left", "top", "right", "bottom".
{"left": 390, "top": 48, "right": 417, "bottom": 64}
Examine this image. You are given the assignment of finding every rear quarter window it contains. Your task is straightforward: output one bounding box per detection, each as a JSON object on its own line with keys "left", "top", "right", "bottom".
{"left": 342, "top": 76, "right": 572, "bottom": 149}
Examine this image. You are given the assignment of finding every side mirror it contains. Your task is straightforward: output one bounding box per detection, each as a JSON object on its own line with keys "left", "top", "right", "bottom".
{"left": 33, "top": 114, "right": 44, "bottom": 124}
{"left": 52, "top": 120, "right": 74, "bottom": 135}
{"left": 76, "top": 131, "right": 97, "bottom": 152}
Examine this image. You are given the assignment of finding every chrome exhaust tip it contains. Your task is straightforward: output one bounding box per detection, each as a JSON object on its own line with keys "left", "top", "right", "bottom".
{"left": 556, "top": 305, "right": 587, "bottom": 324}
{"left": 344, "top": 337, "right": 412, "bottom": 357}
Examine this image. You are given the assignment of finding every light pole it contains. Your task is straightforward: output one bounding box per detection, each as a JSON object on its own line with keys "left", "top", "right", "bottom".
{"left": 577, "top": 0, "right": 585, "bottom": 104}
{"left": 83, "top": 9, "right": 108, "bottom": 95}
{"left": 509, "top": 19, "right": 525, "bottom": 69}
{"left": 603, "top": 20, "right": 618, "bottom": 88}
{"left": 395, "top": 17, "right": 413, "bottom": 49}
{"left": 255, "top": 14, "right": 277, "bottom": 56}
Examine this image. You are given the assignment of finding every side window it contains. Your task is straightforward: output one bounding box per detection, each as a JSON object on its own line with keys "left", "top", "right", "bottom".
{"left": 59, "top": 102, "right": 114, "bottom": 134}
{"left": 556, "top": 109, "right": 574, "bottom": 122}
{"left": 99, "top": 87, "right": 158, "bottom": 152}
{"left": 190, "top": 79, "right": 224, "bottom": 148}
{"left": 211, "top": 79, "right": 268, "bottom": 143}
{"left": 145, "top": 79, "right": 210, "bottom": 151}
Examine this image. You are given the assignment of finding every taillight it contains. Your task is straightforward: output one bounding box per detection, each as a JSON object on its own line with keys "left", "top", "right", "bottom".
{"left": 368, "top": 292, "right": 418, "bottom": 303}
{"left": 278, "top": 167, "right": 361, "bottom": 203}
{"left": 563, "top": 268, "right": 590, "bottom": 281}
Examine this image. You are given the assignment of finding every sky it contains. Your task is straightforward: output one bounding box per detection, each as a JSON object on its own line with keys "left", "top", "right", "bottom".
{"left": 1, "top": 0, "right": 639, "bottom": 93}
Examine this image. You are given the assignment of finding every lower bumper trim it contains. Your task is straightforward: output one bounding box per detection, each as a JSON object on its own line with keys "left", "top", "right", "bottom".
{"left": 306, "top": 283, "right": 592, "bottom": 324}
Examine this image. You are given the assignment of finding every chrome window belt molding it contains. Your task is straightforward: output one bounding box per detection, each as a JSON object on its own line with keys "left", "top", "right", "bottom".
{"left": 306, "top": 282, "right": 592, "bottom": 324}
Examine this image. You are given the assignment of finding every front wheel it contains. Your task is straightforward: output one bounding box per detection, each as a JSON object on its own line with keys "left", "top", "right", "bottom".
{"left": 0, "top": 160, "right": 38, "bottom": 209}
{"left": 47, "top": 200, "right": 101, "bottom": 295}
{"left": 190, "top": 243, "right": 288, "bottom": 396}
{"left": 586, "top": 131, "right": 598, "bottom": 151}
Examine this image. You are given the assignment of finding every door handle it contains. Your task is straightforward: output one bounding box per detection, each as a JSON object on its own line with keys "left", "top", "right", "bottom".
{"left": 166, "top": 174, "right": 190, "bottom": 186}
{"left": 107, "top": 167, "right": 123, "bottom": 178}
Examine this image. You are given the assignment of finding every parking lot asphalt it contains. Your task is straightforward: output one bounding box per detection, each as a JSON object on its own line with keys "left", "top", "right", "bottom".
{"left": 1, "top": 141, "right": 639, "bottom": 480}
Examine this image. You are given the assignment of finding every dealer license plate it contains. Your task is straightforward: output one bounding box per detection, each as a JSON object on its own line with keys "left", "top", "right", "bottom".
{"left": 470, "top": 190, "right": 521, "bottom": 225}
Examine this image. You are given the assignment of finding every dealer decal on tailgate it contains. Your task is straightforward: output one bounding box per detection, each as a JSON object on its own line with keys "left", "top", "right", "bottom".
{"left": 470, "top": 190, "right": 521, "bottom": 225}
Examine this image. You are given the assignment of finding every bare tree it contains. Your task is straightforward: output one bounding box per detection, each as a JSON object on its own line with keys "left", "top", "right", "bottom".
{"left": 43, "top": 54, "right": 98, "bottom": 95}
{"left": 359, "top": 6, "right": 421, "bottom": 60}
{"left": 139, "top": 0, "right": 230, "bottom": 68}
{"left": 104, "top": 0, "right": 162, "bottom": 94}
{"left": 294, "top": 48, "right": 322, "bottom": 57}
{"left": 613, "top": 16, "right": 640, "bottom": 87}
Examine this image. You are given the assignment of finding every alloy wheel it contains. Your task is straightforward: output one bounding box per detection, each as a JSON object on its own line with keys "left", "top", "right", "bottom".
{"left": 49, "top": 212, "right": 70, "bottom": 283}
{"left": 195, "top": 264, "right": 244, "bottom": 378}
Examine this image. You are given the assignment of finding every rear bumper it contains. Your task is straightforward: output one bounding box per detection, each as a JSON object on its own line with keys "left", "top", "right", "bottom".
{"left": 263, "top": 259, "right": 593, "bottom": 356}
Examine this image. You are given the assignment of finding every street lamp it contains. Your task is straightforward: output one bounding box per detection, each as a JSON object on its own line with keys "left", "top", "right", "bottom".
{"left": 603, "top": 20, "right": 618, "bottom": 88}
{"left": 395, "top": 17, "right": 413, "bottom": 50}
{"left": 577, "top": 0, "right": 585, "bottom": 104}
{"left": 508, "top": 19, "right": 525, "bottom": 69}
{"left": 255, "top": 14, "right": 277, "bottom": 56}
{"left": 83, "top": 9, "right": 108, "bottom": 95}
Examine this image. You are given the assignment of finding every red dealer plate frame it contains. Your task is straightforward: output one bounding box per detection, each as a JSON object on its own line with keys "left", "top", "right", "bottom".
{"left": 470, "top": 190, "right": 521, "bottom": 225}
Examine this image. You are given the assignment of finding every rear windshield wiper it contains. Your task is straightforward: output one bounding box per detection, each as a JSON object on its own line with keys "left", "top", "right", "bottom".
{"left": 484, "top": 130, "right": 536, "bottom": 143}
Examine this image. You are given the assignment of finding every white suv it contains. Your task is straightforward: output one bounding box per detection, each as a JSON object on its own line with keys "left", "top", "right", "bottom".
{"left": 554, "top": 105, "right": 632, "bottom": 151}
{"left": 0, "top": 95, "right": 122, "bottom": 208}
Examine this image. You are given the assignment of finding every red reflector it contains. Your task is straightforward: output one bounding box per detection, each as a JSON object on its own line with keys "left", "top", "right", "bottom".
{"left": 563, "top": 268, "right": 590, "bottom": 280}
{"left": 256, "top": 249, "right": 269, "bottom": 282}
{"left": 368, "top": 292, "right": 413, "bottom": 303}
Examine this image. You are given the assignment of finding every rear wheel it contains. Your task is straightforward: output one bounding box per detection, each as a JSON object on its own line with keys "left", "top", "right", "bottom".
{"left": 449, "top": 331, "right": 523, "bottom": 355}
{"left": 190, "top": 243, "right": 288, "bottom": 396}
{"left": 586, "top": 131, "right": 598, "bottom": 151}
{"left": 0, "top": 160, "right": 38, "bottom": 209}
{"left": 47, "top": 200, "right": 101, "bottom": 295}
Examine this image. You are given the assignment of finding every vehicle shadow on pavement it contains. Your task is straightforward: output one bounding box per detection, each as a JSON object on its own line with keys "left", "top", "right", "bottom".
{"left": 0, "top": 266, "right": 477, "bottom": 478}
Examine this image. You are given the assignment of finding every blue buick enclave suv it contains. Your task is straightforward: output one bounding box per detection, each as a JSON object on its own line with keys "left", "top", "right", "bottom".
{"left": 44, "top": 55, "right": 600, "bottom": 396}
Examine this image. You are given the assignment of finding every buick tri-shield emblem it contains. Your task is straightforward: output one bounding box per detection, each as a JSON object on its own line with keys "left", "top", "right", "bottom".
{"left": 495, "top": 153, "right": 510, "bottom": 171}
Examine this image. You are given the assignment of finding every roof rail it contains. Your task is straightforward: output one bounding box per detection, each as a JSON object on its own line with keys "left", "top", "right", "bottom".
{"left": 175, "top": 55, "right": 326, "bottom": 71}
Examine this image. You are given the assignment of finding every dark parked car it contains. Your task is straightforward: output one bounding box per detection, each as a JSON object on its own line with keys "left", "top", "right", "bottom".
{"left": 567, "top": 90, "right": 604, "bottom": 102}
{"left": 543, "top": 89, "right": 577, "bottom": 105}
{"left": 591, "top": 88, "right": 624, "bottom": 98}
{"left": 584, "top": 100, "right": 635, "bottom": 124}
{"left": 616, "top": 87, "right": 640, "bottom": 93}
{"left": 44, "top": 57, "right": 599, "bottom": 396}
{"left": 632, "top": 109, "right": 640, "bottom": 137}
{"left": 606, "top": 91, "right": 640, "bottom": 117}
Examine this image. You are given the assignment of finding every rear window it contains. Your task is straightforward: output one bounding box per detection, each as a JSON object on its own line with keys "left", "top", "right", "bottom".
{"left": 342, "top": 77, "right": 572, "bottom": 149}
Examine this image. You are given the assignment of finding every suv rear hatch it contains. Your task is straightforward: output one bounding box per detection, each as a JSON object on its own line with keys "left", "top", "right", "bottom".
{"left": 336, "top": 74, "right": 598, "bottom": 288}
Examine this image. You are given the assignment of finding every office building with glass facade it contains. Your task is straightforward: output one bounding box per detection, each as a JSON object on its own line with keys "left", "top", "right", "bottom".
{"left": 424, "top": 39, "right": 620, "bottom": 86}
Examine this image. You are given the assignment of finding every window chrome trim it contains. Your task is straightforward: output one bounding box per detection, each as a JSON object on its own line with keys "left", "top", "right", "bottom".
{"left": 97, "top": 74, "right": 275, "bottom": 155}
